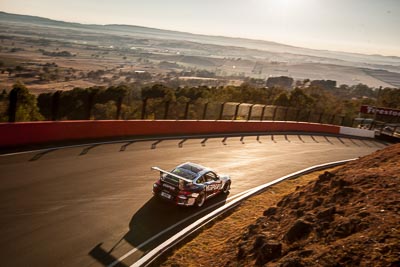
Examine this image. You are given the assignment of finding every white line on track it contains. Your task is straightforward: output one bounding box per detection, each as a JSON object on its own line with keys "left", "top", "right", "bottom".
{"left": 106, "top": 189, "right": 253, "bottom": 267}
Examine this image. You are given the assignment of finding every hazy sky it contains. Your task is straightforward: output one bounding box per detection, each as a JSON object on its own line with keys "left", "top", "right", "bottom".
{"left": 1, "top": 0, "right": 400, "bottom": 56}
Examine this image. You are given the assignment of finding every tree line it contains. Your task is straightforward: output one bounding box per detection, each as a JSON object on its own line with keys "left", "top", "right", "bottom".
{"left": 1, "top": 81, "right": 399, "bottom": 124}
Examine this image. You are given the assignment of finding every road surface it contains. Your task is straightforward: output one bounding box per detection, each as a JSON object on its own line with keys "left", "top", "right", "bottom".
{"left": 0, "top": 134, "right": 386, "bottom": 266}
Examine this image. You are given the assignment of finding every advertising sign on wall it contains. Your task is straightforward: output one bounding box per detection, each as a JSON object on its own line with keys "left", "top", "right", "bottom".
{"left": 360, "top": 105, "right": 400, "bottom": 117}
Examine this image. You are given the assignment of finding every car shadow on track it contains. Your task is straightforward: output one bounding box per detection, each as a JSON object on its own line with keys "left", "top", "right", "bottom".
{"left": 125, "top": 193, "right": 229, "bottom": 248}
{"left": 89, "top": 193, "right": 229, "bottom": 266}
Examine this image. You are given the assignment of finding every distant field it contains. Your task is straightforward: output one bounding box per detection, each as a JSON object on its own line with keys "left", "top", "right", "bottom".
{"left": 1, "top": 11, "right": 400, "bottom": 93}
{"left": 363, "top": 69, "right": 400, "bottom": 88}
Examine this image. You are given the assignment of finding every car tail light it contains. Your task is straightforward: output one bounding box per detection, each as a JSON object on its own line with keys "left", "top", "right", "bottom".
{"left": 178, "top": 190, "right": 192, "bottom": 196}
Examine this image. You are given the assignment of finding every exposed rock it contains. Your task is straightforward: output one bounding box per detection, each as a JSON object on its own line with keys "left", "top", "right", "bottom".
{"left": 253, "top": 235, "right": 267, "bottom": 250}
{"left": 263, "top": 206, "right": 277, "bottom": 216}
{"left": 311, "top": 197, "right": 324, "bottom": 208}
{"left": 330, "top": 178, "right": 350, "bottom": 188}
{"left": 357, "top": 211, "right": 370, "bottom": 218}
{"left": 254, "top": 240, "right": 282, "bottom": 265}
{"left": 284, "top": 220, "right": 313, "bottom": 243}
{"left": 279, "top": 258, "right": 304, "bottom": 267}
{"left": 298, "top": 249, "right": 313, "bottom": 257}
{"left": 277, "top": 195, "right": 291, "bottom": 207}
{"left": 295, "top": 209, "right": 304, "bottom": 218}
{"left": 316, "top": 206, "right": 336, "bottom": 222}
{"left": 333, "top": 220, "right": 356, "bottom": 238}
{"left": 237, "top": 244, "right": 246, "bottom": 260}
{"left": 317, "top": 171, "right": 335, "bottom": 182}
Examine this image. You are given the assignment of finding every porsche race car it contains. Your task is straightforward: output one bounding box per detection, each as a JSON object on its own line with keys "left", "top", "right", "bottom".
{"left": 152, "top": 162, "right": 231, "bottom": 207}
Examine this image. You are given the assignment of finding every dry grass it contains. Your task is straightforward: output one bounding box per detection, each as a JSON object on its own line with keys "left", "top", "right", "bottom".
{"left": 159, "top": 168, "right": 338, "bottom": 267}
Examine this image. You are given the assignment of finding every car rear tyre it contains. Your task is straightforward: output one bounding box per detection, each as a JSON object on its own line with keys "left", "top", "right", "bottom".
{"left": 222, "top": 181, "right": 231, "bottom": 194}
{"left": 195, "top": 192, "right": 206, "bottom": 207}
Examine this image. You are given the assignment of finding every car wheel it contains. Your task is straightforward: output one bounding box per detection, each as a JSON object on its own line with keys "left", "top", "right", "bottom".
{"left": 222, "top": 181, "right": 231, "bottom": 194}
{"left": 195, "top": 192, "right": 206, "bottom": 207}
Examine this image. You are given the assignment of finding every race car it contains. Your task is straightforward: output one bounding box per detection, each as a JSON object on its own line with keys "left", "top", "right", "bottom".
{"left": 152, "top": 162, "right": 231, "bottom": 207}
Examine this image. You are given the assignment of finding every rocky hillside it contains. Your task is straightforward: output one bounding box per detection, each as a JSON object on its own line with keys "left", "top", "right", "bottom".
{"left": 233, "top": 144, "right": 400, "bottom": 266}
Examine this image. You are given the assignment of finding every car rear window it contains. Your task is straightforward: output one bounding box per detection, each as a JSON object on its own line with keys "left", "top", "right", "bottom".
{"left": 180, "top": 163, "right": 204, "bottom": 174}
{"left": 171, "top": 167, "right": 197, "bottom": 180}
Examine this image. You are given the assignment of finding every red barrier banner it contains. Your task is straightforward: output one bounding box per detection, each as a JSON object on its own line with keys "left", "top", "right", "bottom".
{"left": 0, "top": 120, "right": 341, "bottom": 148}
{"left": 360, "top": 105, "right": 400, "bottom": 117}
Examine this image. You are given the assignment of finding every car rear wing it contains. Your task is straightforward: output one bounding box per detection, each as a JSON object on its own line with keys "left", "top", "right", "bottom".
{"left": 151, "top": 166, "right": 193, "bottom": 183}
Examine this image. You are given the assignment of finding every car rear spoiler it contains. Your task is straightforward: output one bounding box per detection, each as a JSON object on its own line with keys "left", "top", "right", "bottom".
{"left": 151, "top": 167, "right": 193, "bottom": 183}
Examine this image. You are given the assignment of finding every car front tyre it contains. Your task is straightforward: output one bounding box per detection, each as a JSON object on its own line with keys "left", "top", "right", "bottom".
{"left": 222, "top": 181, "right": 231, "bottom": 194}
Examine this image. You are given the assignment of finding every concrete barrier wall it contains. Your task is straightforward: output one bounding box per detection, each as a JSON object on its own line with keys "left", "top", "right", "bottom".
{"left": 339, "top": 126, "right": 375, "bottom": 138}
{"left": 0, "top": 120, "right": 342, "bottom": 148}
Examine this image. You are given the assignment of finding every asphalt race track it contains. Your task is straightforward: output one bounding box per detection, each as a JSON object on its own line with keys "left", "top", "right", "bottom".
{"left": 0, "top": 134, "right": 386, "bottom": 267}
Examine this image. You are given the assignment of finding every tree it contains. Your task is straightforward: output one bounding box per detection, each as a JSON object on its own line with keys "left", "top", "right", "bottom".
{"left": 8, "top": 82, "right": 43, "bottom": 122}
{"left": 141, "top": 84, "right": 174, "bottom": 119}
{"left": 37, "top": 92, "right": 53, "bottom": 120}
{"left": 378, "top": 88, "right": 400, "bottom": 108}
{"left": 141, "top": 84, "right": 169, "bottom": 100}
{"left": 236, "top": 83, "right": 268, "bottom": 104}
{"left": 58, "top": 87, "right": 90, "bottom": 120}
{"left": 274, "top": 92, "right": 290, "bottom": 106}
{"left": 104, "top": 85, "right": 128, "bottom": 119}
{"left": 265, "top": 87, "right": 285, "bottom": 104}
{"left": 93, "top": 102, "right": 117, "bottom": 120}
{"left": 303, "top": 85, "right": 342, "bottom": 114}
{"left": 289, "top": 88, "right": 314, "bottom": 109}
{"left": 176, "top": 86, "right": 209, "bottom": 102}
{"left": 0, "top": 89, "right": 8, "bottom": 122}
{"left": 350, "top": 83, "right": 377, "bottom": 99}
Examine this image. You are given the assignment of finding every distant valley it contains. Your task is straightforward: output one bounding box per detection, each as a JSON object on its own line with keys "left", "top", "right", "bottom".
{"left": 1, "top": 11, "right": 400, "bottom": 93}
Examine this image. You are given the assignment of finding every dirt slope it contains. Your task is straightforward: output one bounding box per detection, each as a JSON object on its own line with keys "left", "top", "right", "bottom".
{"left": 230, "top": 144, "right": 400, "bottom": 266}
{"left": 161, "top": 144, "right": 400, "bottom": 267}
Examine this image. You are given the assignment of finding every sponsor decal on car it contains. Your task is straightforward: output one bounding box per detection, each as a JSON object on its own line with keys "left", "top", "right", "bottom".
{"left": 206, "top": 183, "right": 221, "bottom": 192}
{"left": 162, "top": 183, "right": 176, "bottom": 190}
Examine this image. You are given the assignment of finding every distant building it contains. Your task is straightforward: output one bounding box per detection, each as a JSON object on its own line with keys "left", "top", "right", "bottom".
{"left": 266, "top": 76, "right": 294, "bottom": 90}
{"left": 310, "top": 80, "right": 337, "bottom": 90}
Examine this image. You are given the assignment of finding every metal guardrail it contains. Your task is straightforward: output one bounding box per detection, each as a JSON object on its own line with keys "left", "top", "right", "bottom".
{"left": 131, "top": 159, "right": 357, "bottom": 267}
{"left": 374, "top": 123, "right": 400, "bottom": 138}
{"left": 4, "top": 93, "right": 358, "bottom": 127}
